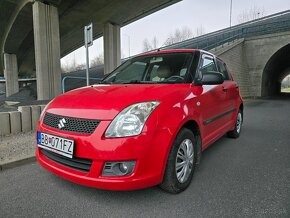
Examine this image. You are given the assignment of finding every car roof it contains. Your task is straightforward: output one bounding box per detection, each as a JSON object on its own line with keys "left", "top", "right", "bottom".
{"left": 140, "top": 49, "right": 198, "bottom": 56}
{"left": 139, "top": 49, "right": 216, "bottom": 58}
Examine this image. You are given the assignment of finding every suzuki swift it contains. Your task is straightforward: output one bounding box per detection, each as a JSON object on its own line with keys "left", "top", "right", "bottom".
{"left": 36, "top": 49, "right": 243, "bottom": 193}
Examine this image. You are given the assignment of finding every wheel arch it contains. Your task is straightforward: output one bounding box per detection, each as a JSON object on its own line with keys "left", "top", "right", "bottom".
{"left": 239, "top": 103, "right": 244, "bottom": 120}
{"left": 182, "top": 120, "right": 202, "bottom": 165}
{"left": 239, "top": 103, "right": 244, "bottom": 112}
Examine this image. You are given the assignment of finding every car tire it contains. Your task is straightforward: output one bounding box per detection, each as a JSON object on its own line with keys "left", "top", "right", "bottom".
{"left": 227, "top": 109, "right": 243, "bottom": 138}
{"left": 160, "top": 128, "right": 197, "bottom": 194}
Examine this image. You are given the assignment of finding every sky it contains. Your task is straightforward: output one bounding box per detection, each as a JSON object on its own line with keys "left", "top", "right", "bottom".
{"left": 61, "top": 0, "right": 290, "bottom": 68}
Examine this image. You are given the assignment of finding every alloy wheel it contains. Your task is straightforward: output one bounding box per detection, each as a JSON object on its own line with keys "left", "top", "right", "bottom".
{"left": 236, "top": 112, "right": 242, "bottom": 133}
{"left": 175, "top": 139, "right": 194, "bottom": 183}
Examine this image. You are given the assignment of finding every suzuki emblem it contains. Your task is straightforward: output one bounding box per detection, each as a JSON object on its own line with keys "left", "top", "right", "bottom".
{"left": 58, "top": 118, "right": 67, "bottom": 129}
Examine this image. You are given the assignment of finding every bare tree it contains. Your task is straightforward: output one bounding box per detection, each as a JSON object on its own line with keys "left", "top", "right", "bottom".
{"left": 237, "top": 6, "right": 266, "bottom": 24}
{"left": 163, "top": 34, "right": 175, "bottom": 46}
{"left": 163, "top": 26, "right": 194, "bottom": 46}
{"left": 181, "top": 26, "right": 194, "bottom": 39}
{"left": 143, "top": 38, "right": 153, "bottom": 52}
{"left": 75, "top": 63, "right": 86, "bottom": 71}
{"left": 61, "top": 62, "right": 86, "bottom": 73}
{"left": 61, "top": 63, "right": 75, "bottom": 73}
{"left": 151, "top": 36, "right": 159, "bottom": 50}
{"left": 90, "top": 53, "right": 104, "bottom": 67}
{"left": 174, "top": 28, "right": 182, "bottom": 42}
{"left": 194, "top": 25, "right": 206, "bottom": 37}
{"left": 142, "top": 26, "right": 196, "bottom": 50}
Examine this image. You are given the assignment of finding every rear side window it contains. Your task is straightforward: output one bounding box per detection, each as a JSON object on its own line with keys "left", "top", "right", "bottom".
{"left": 199, "top": 55, "right": 217, "bottom": 74}
{"left": 217, "top": 60, "right": 230, "bottom": 80}
{"left": 197, "top": 54, "right": 217, "bottom": 80}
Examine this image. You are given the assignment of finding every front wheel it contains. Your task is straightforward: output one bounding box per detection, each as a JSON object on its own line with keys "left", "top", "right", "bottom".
{"left": 227, "top": 109, "right": 243, "bottom": 138}
{"left": 160, "top": 128, "right": 196, "bottom": 194}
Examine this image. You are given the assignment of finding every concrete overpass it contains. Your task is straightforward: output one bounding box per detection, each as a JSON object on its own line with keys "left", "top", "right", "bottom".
{"left": 0, "top": 0, "right": 180, "bottom": 99}
{"left": 209, "top": 32, "right": 290, "bottom": 98}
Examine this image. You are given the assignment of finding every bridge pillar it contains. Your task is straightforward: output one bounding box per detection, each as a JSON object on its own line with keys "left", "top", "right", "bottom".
{"left": 32, "top": 1, "right": 61, "bottom": 100}
{"left": 4, "top": 53, "right": 19, "bottom": 97}
{"left": 103, "top": 23, "right": 121, "bottom": 75}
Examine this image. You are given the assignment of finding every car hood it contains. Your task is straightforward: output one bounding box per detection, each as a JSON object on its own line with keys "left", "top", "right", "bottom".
{"left": 46, "top": 84, "right": 192, "bottom": 120}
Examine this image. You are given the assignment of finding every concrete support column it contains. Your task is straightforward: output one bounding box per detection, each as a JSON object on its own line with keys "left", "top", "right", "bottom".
{"left": 4, "top": 53, "right": 19, "bottom": 97}
{"left": 32, "top": 1, "right": 61, "bottom": 100}
{"left": 103, "top": 23, "right": 121, "bottom": 75}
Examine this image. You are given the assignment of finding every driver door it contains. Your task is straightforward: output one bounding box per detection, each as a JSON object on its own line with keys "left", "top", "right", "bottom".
{"left": 197, "top": 54, "right": 228, "bottom": 146}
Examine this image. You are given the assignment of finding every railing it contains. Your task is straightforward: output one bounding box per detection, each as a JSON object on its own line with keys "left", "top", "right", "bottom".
{"left": 121, "top": 10, "right": 290, "bottom": 61}
{"left": 160, "top": 10, "right": 290, "bottom": 51}
{"left": 61, "top": 76, "right": 102, "bottom": 93}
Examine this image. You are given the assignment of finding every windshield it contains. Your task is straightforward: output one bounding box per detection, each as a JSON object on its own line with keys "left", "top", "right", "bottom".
{"left": 101, "top": 52, "right": 194, "bottom": 84}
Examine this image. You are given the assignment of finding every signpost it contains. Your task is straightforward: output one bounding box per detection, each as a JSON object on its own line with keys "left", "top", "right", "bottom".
{"left": 84, "top": 23, "right": 93, "bottom": 86}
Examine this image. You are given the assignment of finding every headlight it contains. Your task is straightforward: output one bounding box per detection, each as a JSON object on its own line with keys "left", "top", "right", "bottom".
{"left": 105, "top": 101, "right": 160, "bottom": 138}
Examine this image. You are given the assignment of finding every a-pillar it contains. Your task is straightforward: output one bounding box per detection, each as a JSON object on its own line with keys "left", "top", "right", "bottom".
{"left": 4, "top": 53, "right": 19, "bottom": 97}
{"left": 32, "top": 1, "right": 61, "bottom": 100}
{"left": 103, "top": 23, "right": 121, "bottom": 75}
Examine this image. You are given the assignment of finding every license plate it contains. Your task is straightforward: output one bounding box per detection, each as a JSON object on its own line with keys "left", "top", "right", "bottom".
{"left": 37, "top": 132, "right": 74, "bottom": 158}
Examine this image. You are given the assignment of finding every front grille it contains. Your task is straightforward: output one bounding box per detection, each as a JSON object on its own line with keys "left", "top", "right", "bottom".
{"left": 43, "top": 112, "right": 100, "bottom": 134}
{"left": 41, "top": 149, "right": 92, "bottom": 172}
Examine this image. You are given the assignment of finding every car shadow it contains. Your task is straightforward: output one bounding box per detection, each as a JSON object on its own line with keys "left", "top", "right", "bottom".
{"left": 46, "top": 134, "right": 233, "bottom": 201}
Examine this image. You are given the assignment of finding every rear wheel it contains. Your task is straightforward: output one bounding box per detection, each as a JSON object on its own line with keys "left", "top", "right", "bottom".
{"left": 160, "top": 128, "right": 196, "bottom": 194}
{"left": 227, "top": 109, "right": 243, "bottom": 138}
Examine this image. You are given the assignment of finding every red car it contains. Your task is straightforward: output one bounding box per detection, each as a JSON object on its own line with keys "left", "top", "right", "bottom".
{"left": 36, "top": 49, "right": 243, "bottom": 193}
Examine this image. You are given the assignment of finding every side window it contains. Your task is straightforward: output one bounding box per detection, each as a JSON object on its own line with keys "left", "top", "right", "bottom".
{"left": 199, "top": 55, "right": 217, "bottom": 75}
{"left": 217, "top": 60, "right": 230, "bottom": 80}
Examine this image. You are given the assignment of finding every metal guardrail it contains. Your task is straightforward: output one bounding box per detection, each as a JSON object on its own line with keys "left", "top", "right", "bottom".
{"left": 160, "top": 10, "right": 290, "bottom": 51}
{"left": 0, "top": 78, "right": 37, "bottom": 83}
{"left": 61, "top": 76, "right": 102, "bottom": 93}
{"left": 121, "top": 10, "right": 290, "bottom": 61}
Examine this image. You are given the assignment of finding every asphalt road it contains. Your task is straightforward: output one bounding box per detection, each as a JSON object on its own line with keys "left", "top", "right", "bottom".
{"left": 0, "top": 99, "right": 289, "bottom": 218}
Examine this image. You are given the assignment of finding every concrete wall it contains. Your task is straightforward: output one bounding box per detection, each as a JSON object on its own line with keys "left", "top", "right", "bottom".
{"left": 0, "top": 105, "right": 45, "bottom": 136}
{"left": 211, "top": 31, "right": 290, "bottom": 97}
{"left": 211, "top": 39, "right": 252, "bottom": 97}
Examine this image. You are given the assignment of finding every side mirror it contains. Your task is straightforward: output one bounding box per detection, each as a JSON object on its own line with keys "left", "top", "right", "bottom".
{"left": 201, "top": 72, "right": 224, "bottom": 85}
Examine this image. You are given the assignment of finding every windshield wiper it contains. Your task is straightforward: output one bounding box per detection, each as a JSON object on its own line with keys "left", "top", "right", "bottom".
{"left": 120, "top": 80, "right": 155, "bottom": 84}
{"left": 98, "top": 80, "right": 112, "bottom": 84}
{"left": 98, "top": 80, "right": 157, "bottom": 84}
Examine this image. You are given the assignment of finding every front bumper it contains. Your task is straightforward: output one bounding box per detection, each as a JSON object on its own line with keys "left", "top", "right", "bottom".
{"left": 36, "top": 119, "right": 173, "bottom": 191}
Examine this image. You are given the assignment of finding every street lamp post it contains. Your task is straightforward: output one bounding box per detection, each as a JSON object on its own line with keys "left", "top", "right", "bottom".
{"left": 123, "top": 34, "right": 131, "bottom": 57}
{"left": 229, "top": 0, "right": 233, "bottom": 27}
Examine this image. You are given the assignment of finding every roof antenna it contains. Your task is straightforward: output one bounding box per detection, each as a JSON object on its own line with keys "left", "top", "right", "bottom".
{"left": 157, "top": 38, "right": 170, "bottom": 51}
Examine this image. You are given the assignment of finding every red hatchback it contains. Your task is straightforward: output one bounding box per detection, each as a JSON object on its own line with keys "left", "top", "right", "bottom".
{"left": 36, "top": 49, "right": 243, "bottom": 193}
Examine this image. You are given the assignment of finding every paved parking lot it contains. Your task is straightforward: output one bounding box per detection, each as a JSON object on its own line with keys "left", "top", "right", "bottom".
{"left": 0, "top": 99, "right": 289, "bottom": 218}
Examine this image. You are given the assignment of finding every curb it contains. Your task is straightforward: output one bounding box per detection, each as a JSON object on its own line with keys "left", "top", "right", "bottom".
{"left": 0, "top": 155, "right": 36, "bottom": 171}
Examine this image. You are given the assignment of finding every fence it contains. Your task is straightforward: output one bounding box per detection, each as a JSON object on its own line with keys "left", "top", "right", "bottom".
{"left": 161, "top": 10, "right": 290, "bottom": 51}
